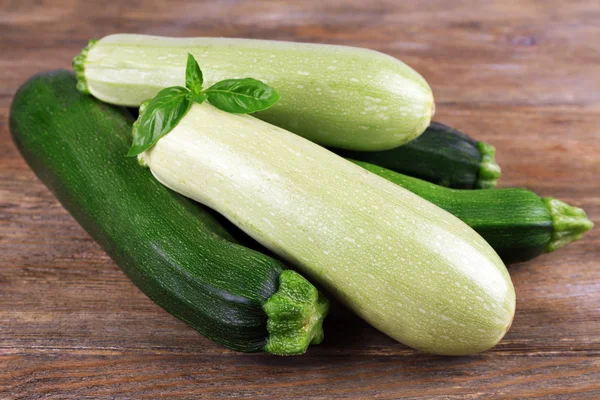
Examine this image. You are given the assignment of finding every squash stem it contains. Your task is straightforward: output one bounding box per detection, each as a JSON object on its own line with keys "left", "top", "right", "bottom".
{"left": 72, "top": 39, "right": 97, "bottom": 94}
{"left": 476, "top": 142, "right": 501, "bottom": 189}
{"left": 543, "top": 197, "right": 594, "bottom": 252}
{"left": 263, "top": 270, "right": 329, "bottom": 356}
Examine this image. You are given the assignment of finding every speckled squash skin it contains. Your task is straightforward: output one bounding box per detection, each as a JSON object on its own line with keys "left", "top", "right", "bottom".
{"left": 140, "top": 102, "right": 516, "bottom": 356}
{"left": 78, "top": 34, "right": 434, "bottom": 151}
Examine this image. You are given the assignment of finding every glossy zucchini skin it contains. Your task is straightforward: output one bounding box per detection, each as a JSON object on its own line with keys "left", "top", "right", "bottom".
{"left": 336, "top": 122, "right": 501, "bottom": 189}
{"left": 9, "top": 70, "right": 327, "bottom": 355}
{"left": 353, "top": 161, "right": 593, "bottom": 264}
{"left": 74, "top": 34, "right": 435, "bottom": 151}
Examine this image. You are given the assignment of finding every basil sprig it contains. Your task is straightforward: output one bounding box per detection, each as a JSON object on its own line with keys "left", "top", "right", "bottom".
{"left": 128, "top": 54, "right": 280, "bottom": 157}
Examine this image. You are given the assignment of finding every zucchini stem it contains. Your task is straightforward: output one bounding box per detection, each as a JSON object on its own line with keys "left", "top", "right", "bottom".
{"left": 72, "top": 39, "right": 97, "bottom": 94}
{"left": 543, "top": 197, "right": 594, "bottom": 252}
{"left": 476, "top": 142, "right": 501, "bottom": 189}
{"left": 263, "top": 270, "right": 329, "bottom": 356}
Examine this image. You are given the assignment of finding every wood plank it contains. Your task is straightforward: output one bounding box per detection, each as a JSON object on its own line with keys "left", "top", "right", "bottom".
{"left": 2, "top": 354, "right": 599, "bottom": 399}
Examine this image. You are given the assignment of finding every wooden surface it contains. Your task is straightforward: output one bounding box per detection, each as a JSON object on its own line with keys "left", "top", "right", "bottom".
{"left": 1, "top": 0, "right": 599, "bottom": 398}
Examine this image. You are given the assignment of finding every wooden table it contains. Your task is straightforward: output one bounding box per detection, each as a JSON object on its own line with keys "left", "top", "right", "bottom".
{"left": 1, "top": 1, "right": 599, "bottom": 398}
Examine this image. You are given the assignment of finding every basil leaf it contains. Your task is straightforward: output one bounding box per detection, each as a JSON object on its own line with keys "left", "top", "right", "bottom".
{"left": 185, "top": 53, "right": 203, "bottom": 94}
{"left": 127, "top": 58, "right": 280, "bottom": 157}
{"left": 127, "top": 87, "right": 191, "bottom": 157}
{"left": 205, "top": 78, "right": 280, "bottom": 114}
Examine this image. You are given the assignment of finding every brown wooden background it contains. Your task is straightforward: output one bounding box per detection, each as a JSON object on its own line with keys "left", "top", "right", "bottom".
{"left": 1, "top": 0, "right": 599, "bottom": 398}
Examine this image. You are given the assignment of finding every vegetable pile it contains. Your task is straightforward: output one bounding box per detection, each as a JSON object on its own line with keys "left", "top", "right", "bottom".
{"left": 10, "top": 34, "right": 593, "bottom": 356}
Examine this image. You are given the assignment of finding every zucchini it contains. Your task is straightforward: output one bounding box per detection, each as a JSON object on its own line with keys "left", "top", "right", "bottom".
{"left": 336, "top": 122, "right": 501, "bottom": 189}
{"left": 73, "top": 34, "right": 435, "bottom": 151}
{"left": 137, "top": 100, "right": 516, "bottom": 356}
{"left": 351, "top": 161, "right": 594, "bottom": 264}
{"left": 9, "top": 70, "right": 328, "bottom": 355}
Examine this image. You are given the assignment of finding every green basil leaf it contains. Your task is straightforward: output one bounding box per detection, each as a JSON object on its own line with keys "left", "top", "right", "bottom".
{"left": 185, "top": 53, "right": 203, "bottom": 94}
{"left": 205, "top": 78, "right": 280, "bottom": 114}
{"left": 127, "top": 86, "right": 191, "bottom": 157}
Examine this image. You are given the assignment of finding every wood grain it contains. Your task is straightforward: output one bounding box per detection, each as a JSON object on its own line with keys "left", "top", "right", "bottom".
{"left": 1, "top": 0, "right": 599, "bottom": 398}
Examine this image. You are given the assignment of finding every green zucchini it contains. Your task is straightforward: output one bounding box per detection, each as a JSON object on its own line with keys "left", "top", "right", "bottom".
{"left": 336, "top": 122, "right": 501, "bottom": 189}
{"left": 9, "top": 70, "right": 328, "bottom": 355}
{"left": 351, "top": 161, "right": 593, "bottom": 264}
{"left": 137, "top": 99, "right": 516, "bottom": 356}
{"left": 73, "top": 34, "right": 435, "bottom": 151}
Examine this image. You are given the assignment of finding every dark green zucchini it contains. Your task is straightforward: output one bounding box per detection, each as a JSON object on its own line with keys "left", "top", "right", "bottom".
{"left": 9, "top": 70, "right": 328, "bottom": 355}
{"left": 352, "top": 160, "right": 593, "bottom": 264}
{"left": 336, "top": 122, "right": 501, "bottom": 189}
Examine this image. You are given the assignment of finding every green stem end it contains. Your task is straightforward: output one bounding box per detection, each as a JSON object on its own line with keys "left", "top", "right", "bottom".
{"left": 544, "top": 197, "right": 594, "bottom": 252}
{"left": 72, "top": 39, "right": 98, "bottom": 94}
{"left": 263, "top": 270, "right": 329, "bottom": 356}
{"left": 476, "top": 142, "right": 501, "bottom": 189}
